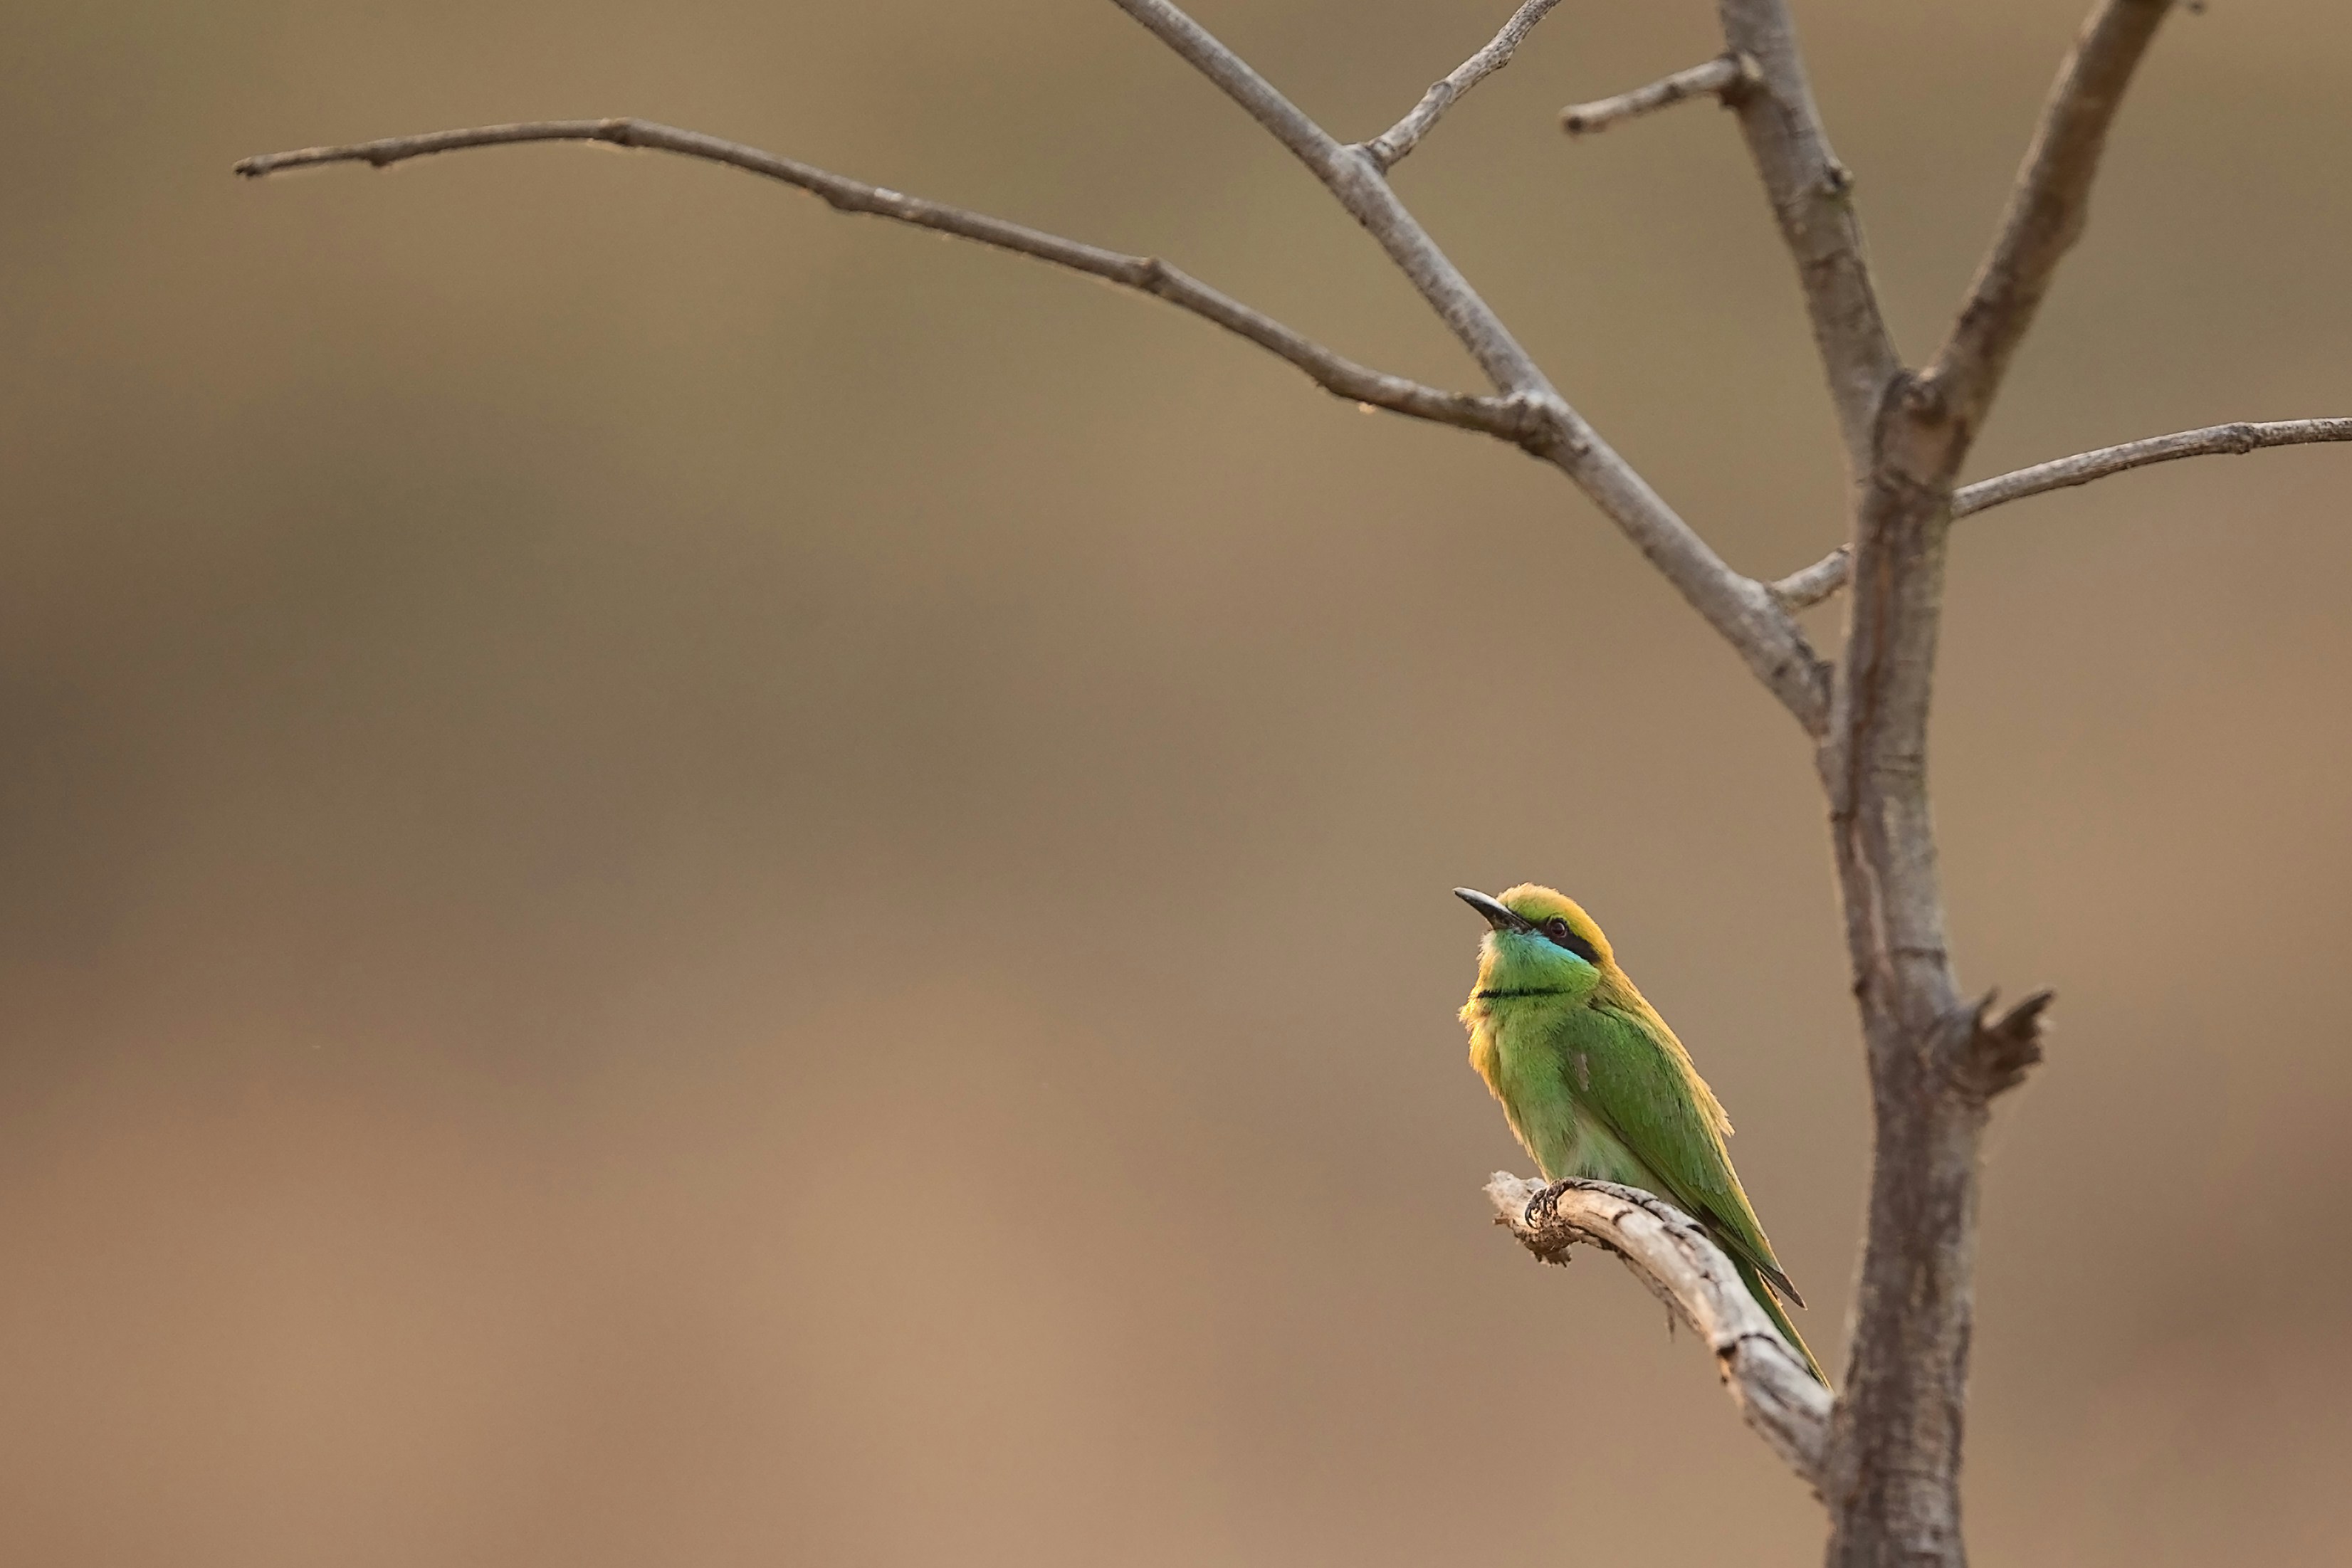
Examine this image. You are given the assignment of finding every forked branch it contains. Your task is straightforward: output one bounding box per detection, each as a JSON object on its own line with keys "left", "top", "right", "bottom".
{"left": 232, "top": 119, "right": 1520, "bottom": 436}
{"left": 1363, "top": 0, "right": 1565, "bottom": 171}
{"left": 1770, "top": 417, "right": 2352, "bottom": 602}
{"left": 1486, "top": 1174, "right": 1830, "bottom": 1490}
{"left": 1108, "top": 0, "right": 1830, "bottom": 728}
{"left": 1812, "top": 15, "right": 2179, "bottom": 1562}
{"left": 1107, "top": 0, "right": 1550, "bottom": 396}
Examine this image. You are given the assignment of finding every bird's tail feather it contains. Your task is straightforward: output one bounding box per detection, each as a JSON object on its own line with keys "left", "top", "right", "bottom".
{"left": 1731, "top": 1252, "right": 1829, "bottom": 1387}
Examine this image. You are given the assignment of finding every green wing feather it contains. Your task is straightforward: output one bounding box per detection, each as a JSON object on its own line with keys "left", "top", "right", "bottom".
{"left": 1559, "top": 998, "right": 1827, "bottom": 1383}
{"left": 1556, "top": 998, "right": 1805, "bottom": 1307}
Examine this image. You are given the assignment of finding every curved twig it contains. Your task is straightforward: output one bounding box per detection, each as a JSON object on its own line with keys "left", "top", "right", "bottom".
{"left": 233, "top": 119, "right": 1518, "bottom": 436}
{"left": 1362, "top": 0, "right": 1565, "bottom": 172}
{"left": 1767, "top": 546, "right": 1852, "bottom": 612}
{"left": 1770, "top": 417, "right": 2352, "bottom": 604}
{"left": 1486, "top": 1174, "right": 1829, "bottom": 1491}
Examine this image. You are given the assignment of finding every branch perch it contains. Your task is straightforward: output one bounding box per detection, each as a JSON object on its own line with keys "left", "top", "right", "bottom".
{"left": 1560, "top": 56, "right": 1756, "bottom": 136}
{"left": 1486, "top": 1173, "right": 1829, "bottom": 1490}
{"left": 1363, "top": 0, "right": 1565, "bottom": 171}
{"left": 232, "top": 119, "right": 1519, "bottom": 436}
{"left": 1771, "top": 417, "right": 2352, "bottom": 602}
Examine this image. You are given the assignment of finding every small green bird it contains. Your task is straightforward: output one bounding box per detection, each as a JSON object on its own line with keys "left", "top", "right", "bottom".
{"left": 1456, "top": 884, "right": 1826, "bottom": 1384}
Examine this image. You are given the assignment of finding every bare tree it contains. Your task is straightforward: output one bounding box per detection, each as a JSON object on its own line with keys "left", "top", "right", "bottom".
{"left": 237, "top": 3, "right": 2348, "bottom": 1562}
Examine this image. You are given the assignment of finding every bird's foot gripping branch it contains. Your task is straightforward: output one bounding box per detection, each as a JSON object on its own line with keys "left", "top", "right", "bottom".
{"left": 1487, "top": 1174, "right": 1829, "bottom": 1488}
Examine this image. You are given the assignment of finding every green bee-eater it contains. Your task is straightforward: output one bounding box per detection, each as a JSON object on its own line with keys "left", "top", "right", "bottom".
{"left": 1456, "top": 884, "right": 1827, "bottom": 1384}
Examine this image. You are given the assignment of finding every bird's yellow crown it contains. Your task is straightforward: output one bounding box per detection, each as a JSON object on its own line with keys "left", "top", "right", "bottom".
{"left": 1493, "top": 883, "right": 1614, "bottom": 967}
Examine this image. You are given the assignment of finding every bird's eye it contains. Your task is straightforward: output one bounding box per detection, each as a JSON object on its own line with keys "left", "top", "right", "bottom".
{"left": 1543, "top": 916, "right": 1600, "bottom": 964}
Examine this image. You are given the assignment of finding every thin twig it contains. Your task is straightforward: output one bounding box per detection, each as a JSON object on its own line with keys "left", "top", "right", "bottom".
{"left": 1716, "top": 1, "right": 1900, "bottom": 479}
{"left": 232, "top": 119, "right": 1520, "bottom": 436}
{"left": 1933, "top": 0, "right": 2175, "bottom": 428}
{"left": 1770, "top": 417, "right": 2352, "bottom": 603}
{"left": 1560, "top": 55, "right": 1755, "bottom": 135}
{"left": 1361, "top": 0, "right": 1565, "bottom": 172}
{"left": 1953, "top": 416, "right": 2352, "bottom": 515}
{"left": 1109, "top": 0, "right": 1830, "bottom": 730}
{"left": 1486, "top": 1174, "right": 1830, "bottom": 1492}
{"left": 1767, "top": 547, "right": 1851, "bottom": 611}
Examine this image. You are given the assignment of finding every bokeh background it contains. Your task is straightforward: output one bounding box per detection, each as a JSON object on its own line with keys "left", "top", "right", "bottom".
{"left": 6, "top": 2, "right": 2351, "bottom": 1563}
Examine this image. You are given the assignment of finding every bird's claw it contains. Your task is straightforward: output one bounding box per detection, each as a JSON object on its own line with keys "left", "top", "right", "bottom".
{"left": 1525, "top": 1179, "right": 1573, "bottom": 1231}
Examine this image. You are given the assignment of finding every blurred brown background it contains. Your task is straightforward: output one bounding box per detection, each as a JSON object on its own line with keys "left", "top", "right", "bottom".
{"left": 5, "top": 2, "right": 2350, "bottom": 1563}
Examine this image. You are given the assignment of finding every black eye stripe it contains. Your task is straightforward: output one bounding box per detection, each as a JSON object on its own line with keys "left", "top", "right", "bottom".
{"left": 1542, "top": 917, "right": 1600, "bottom": 964}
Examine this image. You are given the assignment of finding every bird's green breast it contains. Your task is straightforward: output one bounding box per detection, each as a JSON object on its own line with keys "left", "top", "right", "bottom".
{"left": 1468, "top": 997, "right": 1659, "bottom": 1189}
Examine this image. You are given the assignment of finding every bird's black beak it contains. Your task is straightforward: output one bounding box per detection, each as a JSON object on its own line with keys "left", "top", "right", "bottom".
{"left": 1454, "top": 888, "right": 1533, "bottom": 932}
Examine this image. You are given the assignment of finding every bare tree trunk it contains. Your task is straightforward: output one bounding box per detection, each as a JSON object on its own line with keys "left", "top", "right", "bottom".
{"left": 1822, "top": 382, "right": 1970, "bottom": 1562}
{"left": 1819, "top": 377, "right": 2058, "bottom": 1564}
